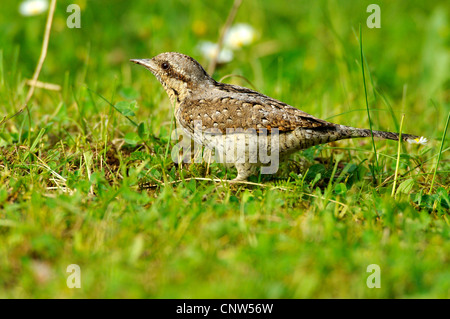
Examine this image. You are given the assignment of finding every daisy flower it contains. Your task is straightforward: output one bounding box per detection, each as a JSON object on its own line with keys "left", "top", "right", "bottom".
{"left": 407, "top": 136, "right": 428, "bottom": 145}
{"left": 19, "top": 0, "right": 49, "bottom": 16}
{"left": 224, "top": 23, "right": 256, "bottom": 49}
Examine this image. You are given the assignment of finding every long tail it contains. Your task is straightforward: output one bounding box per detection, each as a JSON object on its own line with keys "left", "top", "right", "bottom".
{"left": 337, "top": 125, "right": 427, "bottom": 144}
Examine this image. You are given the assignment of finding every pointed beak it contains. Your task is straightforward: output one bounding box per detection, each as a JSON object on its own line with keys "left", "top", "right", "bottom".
{"left": 130, "top": 58, "right": 157, "bottom": 72}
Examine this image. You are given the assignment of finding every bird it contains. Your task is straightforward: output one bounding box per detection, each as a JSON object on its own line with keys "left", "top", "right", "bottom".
{"left": 130, "top": 52, "right": 426, "bottom": 181}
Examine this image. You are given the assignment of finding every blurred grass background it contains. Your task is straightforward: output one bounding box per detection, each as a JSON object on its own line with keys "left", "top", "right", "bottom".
{"left": 0, "top": 0, "right": 449, "bottom": 298}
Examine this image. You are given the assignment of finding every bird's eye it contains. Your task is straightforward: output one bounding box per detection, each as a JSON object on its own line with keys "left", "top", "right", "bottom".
{"left": 161, "top": 62, "right": 170, "bottom": 70}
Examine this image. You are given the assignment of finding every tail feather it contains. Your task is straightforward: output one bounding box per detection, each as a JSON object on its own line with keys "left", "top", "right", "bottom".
{"left": 338, "top": 125, "right": 426, "bottom": 144}
{"left": 359, "top": 128, "right": 418, "bottom": 142}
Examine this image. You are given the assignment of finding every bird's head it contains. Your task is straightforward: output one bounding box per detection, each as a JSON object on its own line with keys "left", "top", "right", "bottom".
{"left": 130, "top": 52, "right": 214, "bottom": 103}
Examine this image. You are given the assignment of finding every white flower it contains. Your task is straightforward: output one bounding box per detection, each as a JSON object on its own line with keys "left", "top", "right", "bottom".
{"left": 19, "top": 0, "right": 48, "bottom": 16}
{"left": 197, "top": 41, "right": 234, "bottom": 64}
{"left": 224, "top": 23, "right": 256, "bottom": 49}
{"left": 407, "top": 136, "right": 428, "bottom": 145}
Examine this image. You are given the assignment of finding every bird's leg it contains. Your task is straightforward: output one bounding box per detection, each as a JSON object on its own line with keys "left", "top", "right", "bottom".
{"left": 233, "top": 162, "right": 257, "bottom": 181}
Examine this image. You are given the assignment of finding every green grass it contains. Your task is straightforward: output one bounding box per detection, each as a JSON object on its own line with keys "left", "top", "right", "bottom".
{"left": 0, "top": 0, "right": 449, "bottom": 298}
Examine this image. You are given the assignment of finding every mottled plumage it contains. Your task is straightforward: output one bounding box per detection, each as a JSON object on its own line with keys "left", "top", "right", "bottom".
{"left": 131, "top": 52, "right": 423, "bottom": 180}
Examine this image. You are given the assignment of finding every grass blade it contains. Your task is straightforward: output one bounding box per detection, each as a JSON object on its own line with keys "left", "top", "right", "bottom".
{"left": 359, "top": 25, "right": 379, "bottom": 181}
{"left": 392, "top": 114, "right": 405, "bottom": 197}
{"left": 429, "top": 111, "right": 450, "bottom": 194}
